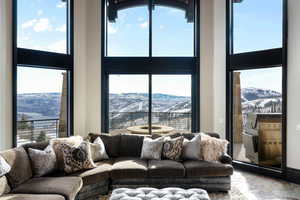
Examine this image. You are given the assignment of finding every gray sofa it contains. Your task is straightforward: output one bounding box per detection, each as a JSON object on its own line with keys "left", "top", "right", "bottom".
{"left": 0, "top": 132, "right": 233, "bottom": 200}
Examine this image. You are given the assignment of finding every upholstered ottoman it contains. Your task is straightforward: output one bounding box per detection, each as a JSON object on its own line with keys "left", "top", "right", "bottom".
{"left": 110, "top": 187, "right": 210, "bottom": 200}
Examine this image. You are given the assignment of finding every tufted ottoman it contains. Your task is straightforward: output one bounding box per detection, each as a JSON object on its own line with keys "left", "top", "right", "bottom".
{"left": 110, "top": 187, "right": 210, "bottom": 200}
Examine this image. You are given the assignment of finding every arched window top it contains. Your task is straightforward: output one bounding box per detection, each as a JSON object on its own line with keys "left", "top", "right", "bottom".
{"left": 107, "top": 0, "right": 195, "bottom": 23}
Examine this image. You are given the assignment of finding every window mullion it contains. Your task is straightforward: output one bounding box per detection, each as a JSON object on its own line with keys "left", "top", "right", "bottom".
{"left": 148, "top": 74, "right": 152, "bottom": 134}
{"left": 149, "top": 0, "right": 153, "bottom": 57}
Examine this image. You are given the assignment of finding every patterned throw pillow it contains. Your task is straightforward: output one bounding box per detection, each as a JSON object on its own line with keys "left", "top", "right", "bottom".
{"left": 61, "top": 141, "right": 96, "bottom": 173}
{"left": 141, "top": 137, "right": 164, "bottom": 160}
{"left": 0, "top": 176, "right": 11, "bottom": 196}
{"left": 162, "top": 136, "right": 184, "bottom": 161}
{"left": 50, "top": 136, "right": 83, "bottom": 170}
{"left": 200, "top": 133, "right": 229, "bottom": 162}
{"left": 0, "top": 155, "right": 11, "bottom": 177}
{"left": 28, "top": 145, "right": 57, "bottom": 177}
{"left": 90, "top": 137, "right": 109, "bottom": 162}
{"left": 182, "top": 134, "right": 202, "bottom": 160}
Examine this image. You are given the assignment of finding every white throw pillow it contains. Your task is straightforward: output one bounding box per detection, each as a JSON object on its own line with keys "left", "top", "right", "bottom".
{"left": 182, "top": 134, "right": 202, "bottom": 160}
{"left": 141, "top": 137, "right": 164, "bottom": 160}
{"left": 200, "top": 133, "right": 228, "bottom": 162}
{"left": 90, "top": 137, "right": 109, "bottom": 162}
{"left": 0, "top": 155, "right": 10, "bottom": 177}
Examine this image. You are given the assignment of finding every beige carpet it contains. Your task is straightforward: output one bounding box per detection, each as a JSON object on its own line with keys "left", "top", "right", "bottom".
{"left": 99, "top": 170, "right": 300, "bottom": 200}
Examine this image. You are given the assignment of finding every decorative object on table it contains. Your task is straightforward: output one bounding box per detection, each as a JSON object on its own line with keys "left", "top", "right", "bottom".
{"left": 28, "top": 145, "right": 57, "bottom": 177}
{"left": 90, "top": 137, "right": 109, "bottom": 162}
{"left": 182, "top": 134, "right": 202, "bottom": 160}
{"left": 162, "top": 136, "right": 184, "bottom": 160}
{"left": 140, "top": 137, "right": 164, "bottom": 160}
{"left": 61, "top": 141, "right": 96, "bottom": 173}
{"left": 110, "top": 187, "right": 210, "bottom": 200}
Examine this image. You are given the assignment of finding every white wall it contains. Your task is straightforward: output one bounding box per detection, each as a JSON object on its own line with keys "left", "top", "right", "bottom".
{"left": 287, "top": 0, "right": 300, "bottom": 170}
{"left": 0, "top": 0, "right": 13, "bottom": 150}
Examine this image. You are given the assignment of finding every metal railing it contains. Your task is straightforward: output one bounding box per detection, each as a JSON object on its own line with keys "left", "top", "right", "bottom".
{"left": 17, "top": 118, "right": 60, "bottom": 146}
{"left": 109, "top": 112, "right": 192, "bottom": 131}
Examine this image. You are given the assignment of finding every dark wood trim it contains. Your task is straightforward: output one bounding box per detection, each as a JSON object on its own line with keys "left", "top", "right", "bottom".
{"left": 229, "top": 48, "right": 283, "bottom": 70}
{"left": 286, "top": 167, "right": 300, "bottom": 185}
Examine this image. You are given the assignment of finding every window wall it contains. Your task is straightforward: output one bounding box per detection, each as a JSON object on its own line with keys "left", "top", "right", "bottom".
{"left": 102, "top": 0, "right": 199, "bottom": 134}
{"left": 13, "top": 0, "right": 74, "bottom": 146}
{"left": 227, "top": 0, "right": 287, "bottom": 171}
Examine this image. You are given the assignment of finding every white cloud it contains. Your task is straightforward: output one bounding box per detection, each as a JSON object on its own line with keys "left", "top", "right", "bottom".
{"left": 137, "top": 17, "right": 144, "bottom": 22}
{"left": 48, "top": 40, "right": 66, "bottom": 53}
{"left": 55, "top": 24, "right": 66, "bottom": 32}
{"left": 140, "top": 21, "right": 148, "bottom": 29}
{"left": 57, "top": 2, "right": 66, "bottom": 8}
{"left": 33, "top": 18, "right": 52, "bottom": 32}
{"left": 108, "top": 23, "right": 118, "bottom": 34}
{"left": 22, "top": 19, "right": 37, "bottom": 29}
{"left": 159, "top": 25, "right": 165, "bottom": 29}
{"left": 37, "top": 10, "right": 43, "bottom": 16}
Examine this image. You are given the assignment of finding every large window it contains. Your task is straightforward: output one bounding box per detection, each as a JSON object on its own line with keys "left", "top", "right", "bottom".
{"left": 102, "top": 0, "right": 199, "bottom": 134}
{"left": 13, "top": 0, "right": 74, "bottom": 146}
{"left": 227, "top": 0, "right": 287, "bottom": 172}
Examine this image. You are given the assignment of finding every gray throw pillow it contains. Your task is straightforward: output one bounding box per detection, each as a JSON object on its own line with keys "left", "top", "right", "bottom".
{"left": 90, "top": 137, "right": 109, "bottom": 162}
{"left": 141, "top": 137, "right": 164, "bottom": 160}
{"left": 28, "top": 145, "right": 57, "bottom": 177}
{"left": 182, "top": 134, "right": 202, "bottom": 160}
{"left": 61, "top": 141, "right": 96, "bottom": 173}
{"left": 0, "top": 155, "right": 11, "bottom": 177}
{"left": 162, "top": 136, "right": 184, "bottom": 161}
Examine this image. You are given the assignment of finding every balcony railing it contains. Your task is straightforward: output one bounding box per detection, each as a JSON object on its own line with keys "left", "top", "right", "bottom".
{"left": 109, "top": 112, "right": 192, "bottom": 131}
{"left": 17, "top": 118, "right": 59, "bottom": 146}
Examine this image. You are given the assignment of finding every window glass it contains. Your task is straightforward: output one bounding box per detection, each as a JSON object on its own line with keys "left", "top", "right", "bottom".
{"left": 17, "top": 0, "right": 67, "bottom": 53}
{"left": 233, "top": 0, "right": 282, "bottom": 53}
{"left": 152, "top": 75, "right": 192, "bottom": 132}
{"left": 106, "top": 6, "right": 149, "bottom": 56}
{"left": 17, "top": 67, "right": 68, "bottom": 146}
{"left": 232, "top": 67, "right": 282, "bottom": 169}
{"left": 152, "top": 3, "right": 194, "bottom": 56}
{"left": 109, "top": 75, "right": 149, "bottom": 134}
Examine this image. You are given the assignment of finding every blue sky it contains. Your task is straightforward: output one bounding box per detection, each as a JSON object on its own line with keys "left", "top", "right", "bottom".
{"left": 17, "top": 0, "right": 283, "bottom": 95}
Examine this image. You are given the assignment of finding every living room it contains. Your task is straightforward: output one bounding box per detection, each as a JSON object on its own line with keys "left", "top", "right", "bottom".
{"left": 0, "top": 0, "right": 300, "bottom": 200}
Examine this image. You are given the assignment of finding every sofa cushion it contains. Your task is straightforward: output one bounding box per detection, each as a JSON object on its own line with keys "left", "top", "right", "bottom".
{"left": 22, "top": 142, "right": 49, "bottom": 152}
{"left": 28, "top": 145, "right": 57, "bottom": 177}
{"left": 0, "top": 155, "right": 11, "bottom": 177}
{"left": 148, "top": 160, "right": 185, "bottom": 178}
{"left": 162, "top": 136, "right": 184, "bottom": 161}
{"left": 90, "top": 137, "right": 109, "bottom": 161}
{"left": 182, "top": 134, "right": 202, "bottom": 161}
{"left": 72, "top": 160, "right": 113, "bottom": 185}
{"left": 0, "top": 194, "right": 65, "bottom": 200}
{"left": 89, "top": 134, "right": 121, "bottom": 157}
{"left": 111, "top": 157, "right": 148, "bottom": 180}
{"left": 0, "top": 176, "right": 10, "bottom": 196}
{"left": 184, "top": 160, "right": 233, "bottom": 177}
{"left": 0, "top": 147, "right": 32, "bottom": 188}
{"left": 119, "top": 134, "right": 144, "bottom": 157}
{"left": 12, "top": 177, "right": 82, "bottom": 200}
{"left": 141, "top": 137, "right": 164, "bottom": 160}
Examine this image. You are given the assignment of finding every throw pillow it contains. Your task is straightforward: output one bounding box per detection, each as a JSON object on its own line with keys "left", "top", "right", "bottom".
{"left": 90, "top": 137, "right": 109, "bottom": 162}
{"left": 50, "top": 136, "right": 83, "bottom": 170}
{"left": 0, "top": 176, "right": 11, "bottom": 196}
{"left": 61, "top": 141, "right": 96, "bottom": 173}
{"left": 162, "top": 136, "right": 184, "bottom": 161}
{"left": 182, "top": 134, "right": 202, "bottom": 160}
{"left": 141, "top": 137, "right": 164, "bottom": 160}
{"left": 28, "top": 145, "right": 57, "bottom": 177}
{"left": 0, "top": 147, "right": 32, "bottom": 188}
{"left": 0, "top": 155, "right": 11, "bottom": 177}
{"left": 200, "top": 133, "right": 229, "bottom": 162}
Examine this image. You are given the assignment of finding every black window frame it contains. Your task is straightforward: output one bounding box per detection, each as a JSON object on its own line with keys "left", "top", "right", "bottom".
{"left": 12, "top": 0, "right": 74, "bottom": 147}
{"left": 226, "top": 0, "right": 288, "bottom": 177}
{"left": 101, "top": 0, "right": 200, "bottom": 133}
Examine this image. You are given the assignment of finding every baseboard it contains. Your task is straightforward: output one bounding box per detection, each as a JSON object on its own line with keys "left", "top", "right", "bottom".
{"left": 286, "top": 167, "right": 300, "bottom": 185}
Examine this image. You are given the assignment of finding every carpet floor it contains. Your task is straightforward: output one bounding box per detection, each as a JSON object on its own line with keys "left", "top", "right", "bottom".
{"left": 99, "top": 170, "right": 300, "bottom": 200}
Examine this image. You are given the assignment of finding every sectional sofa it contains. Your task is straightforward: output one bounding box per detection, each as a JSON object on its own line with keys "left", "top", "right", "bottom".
{"left": 0, "top": 132, "right": 233, "bottom": 200}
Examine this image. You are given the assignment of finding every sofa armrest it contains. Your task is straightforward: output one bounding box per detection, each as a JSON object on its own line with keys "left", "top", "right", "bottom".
{"left": 219, "top": 153, "right": 232, "bottom": 164}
